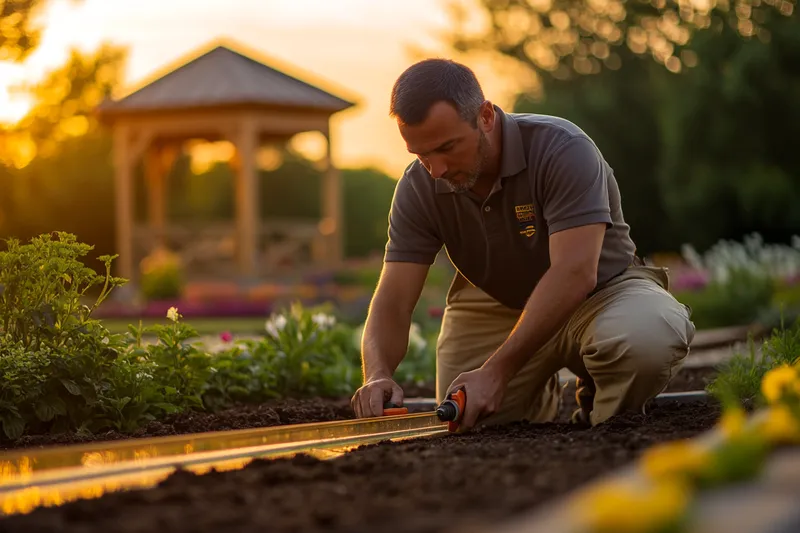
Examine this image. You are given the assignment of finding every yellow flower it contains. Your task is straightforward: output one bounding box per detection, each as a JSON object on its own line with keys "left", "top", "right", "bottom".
{"left": 574, "top": 478, "right": 691, "bottom": 533}
{"left": 762, "top": 365, "right": 798, "bottom": 404}
{"left": 640, "top": 440, "right": 710, "bottom": 481}
{"left": 166, "top": 306, "right": 180, "bottom": 322}
{"left": 758, "top": 405, "right": 800, "bottom": 445}
{"left": 719, "top": 407, "right": 747, "bottom": 438}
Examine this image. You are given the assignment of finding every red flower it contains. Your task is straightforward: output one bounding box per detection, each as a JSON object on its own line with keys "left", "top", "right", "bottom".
{"left": 220, "top": 331, "right": 233, "bottom": 343}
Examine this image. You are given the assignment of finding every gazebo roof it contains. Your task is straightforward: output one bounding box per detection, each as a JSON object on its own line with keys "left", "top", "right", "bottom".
{"left": 97, "top": 42, "right": 356, "bottom": 116}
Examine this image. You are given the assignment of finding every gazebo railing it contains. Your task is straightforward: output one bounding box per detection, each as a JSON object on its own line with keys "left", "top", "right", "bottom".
{"left": 131, "top": 219, "right": 325, "bottom": 278}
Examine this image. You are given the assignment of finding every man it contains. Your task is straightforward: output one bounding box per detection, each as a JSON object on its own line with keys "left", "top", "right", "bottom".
{"left": 351, "top": 58, "right": 695, "bottom": 431}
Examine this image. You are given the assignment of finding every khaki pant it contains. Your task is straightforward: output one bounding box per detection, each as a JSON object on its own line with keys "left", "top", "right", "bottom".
{"left": 435, "top": 266, "right": 696, "bottom": 426}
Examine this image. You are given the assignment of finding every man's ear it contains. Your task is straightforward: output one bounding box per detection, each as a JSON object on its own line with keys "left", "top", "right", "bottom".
{"left": 478, "top": 100, "right": 494, "bottom": 132}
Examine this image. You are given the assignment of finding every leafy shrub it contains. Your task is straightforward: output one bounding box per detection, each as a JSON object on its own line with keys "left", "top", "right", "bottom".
{"left": 201, "top": 303, "right": 362, "bottom": 410}
{"left": 351, "top": 320, "right": 437, "bottom": 390}
{"left": 393, "top": 323, "right": 436, "bottom": 389}
{"left": 0, "top": 233, "right": 211, "bottom": 439}
{"left": 125, "top": 307, "right": 213, "bottom": 414}
{"left": 708, "top": 316, "right": 800, "bottom": 408}
{"left": 139, "top": 247, "right": 183, "bottom": 301}
{"left": 681, "top": 233, "right": 800, "bottom": 284}
{"left": 0, "top": 232, "right": 124, "bottom": 351}
{"left": 674, "top": 267, "right": 774, "bottom": 329}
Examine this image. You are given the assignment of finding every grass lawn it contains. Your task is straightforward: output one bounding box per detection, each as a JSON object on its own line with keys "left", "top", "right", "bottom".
{"left": 101, "top": 316, "right": 270, "bottom": 336}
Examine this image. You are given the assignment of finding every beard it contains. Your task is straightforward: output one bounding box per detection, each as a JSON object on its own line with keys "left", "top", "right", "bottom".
{"left": 445, "top": 131, "right": 491, "bottom": 194}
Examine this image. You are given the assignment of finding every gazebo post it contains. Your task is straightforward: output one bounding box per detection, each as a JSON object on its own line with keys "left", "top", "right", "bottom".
{"left": 145, "top": 143, "right": 166, "bottom": 248}
{"left": 322, "top": 130, "right": 343, "bottom": 266}
{"left": 234, "top": 117, "right": 260, "bottom": 277}
{"left": 113, "top": 124, "right": 134, "bottom": 283}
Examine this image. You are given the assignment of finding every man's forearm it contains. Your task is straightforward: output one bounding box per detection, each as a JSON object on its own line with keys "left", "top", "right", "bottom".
{"left": 360, "top": 303, "right": 413, "bottom": 382}
{"left": 483, "top": 267, "right": 595, "bottom": 385}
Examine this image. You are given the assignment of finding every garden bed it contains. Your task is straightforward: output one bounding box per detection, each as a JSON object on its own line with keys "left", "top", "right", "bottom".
{"left": 0, "top": 400, "right": 721, "bottom": 533}
{"left": 1, "top": 366, "right": 716, "bottom": 450}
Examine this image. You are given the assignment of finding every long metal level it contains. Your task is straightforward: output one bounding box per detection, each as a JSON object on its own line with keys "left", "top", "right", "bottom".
{"left": 0, "top": 390, "right": 711, "bottom": 517}
{"left": 0, "top": 412, "right": 448, "bottom": 516}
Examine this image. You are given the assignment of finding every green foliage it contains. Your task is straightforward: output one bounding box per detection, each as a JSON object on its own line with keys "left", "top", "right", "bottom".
{"left": 0, "top": 232, "right": 125, "bottom": 350}
{"left": 392, "top": 323, "right": 437, "bottom": 389}
{"left": 707, "top": 317, "right": 800, "bottom": 408}
{"left": 674, "top": 268, "right": 775, "bottom": 329}
{"left": 449, "top": 0, "right": 790, "bottom": 84}
{"left": 341, "top": 167, "right": 398, "bottom": 258}
{"left": 455, "top": 1, "right": 800, "bottom": 255}
{"left": 0, "top": 234, "right": 208, "bottom": 438}
{"left": 139, "top": 248, "right": 184, "bottom": 301}
{"left": 706, "top": 338, "right": 772, "bottom": 409}
{"left": 0, "top": 0, "right": 54, "bottom": 62}
{"left": 126, "top": 310, "right": 211, "bottom": 413}
{"left": 0, "top": 232, "right": 177, "bottom": 438}
{"left": 201, "top": 303, "right": 364, "bottom": 411}
{"left": 0, "top": 232, "right": 437, "bottom": 440}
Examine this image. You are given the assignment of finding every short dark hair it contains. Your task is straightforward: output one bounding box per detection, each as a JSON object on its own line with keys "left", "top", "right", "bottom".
{"left": 389, "top": 58, "right": 485, "bottom": 126}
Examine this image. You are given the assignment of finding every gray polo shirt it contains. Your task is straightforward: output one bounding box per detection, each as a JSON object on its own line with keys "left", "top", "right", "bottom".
{"left": 383, "top": 106, "right": 638, "bottom": 311}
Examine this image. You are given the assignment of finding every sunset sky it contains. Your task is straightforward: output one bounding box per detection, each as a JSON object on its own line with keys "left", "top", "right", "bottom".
{"left": 0, "top": 0, "right": 526, "bottom": 177}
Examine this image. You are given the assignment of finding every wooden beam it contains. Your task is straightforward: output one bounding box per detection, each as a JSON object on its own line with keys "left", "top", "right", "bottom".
{"left": 144, "top": 145, "right": 166, "bottom": 245}
{"left": 113, "top": 124, "right": 134, "bottom": 282}
{"left": 233, "top": 117, "right": 260, "bottom": 277}
{"left": 109, "top": 109, "right": 329, "bottom": 139}
{"left": 322, "top": 131, "right": 343, "bottom": 266}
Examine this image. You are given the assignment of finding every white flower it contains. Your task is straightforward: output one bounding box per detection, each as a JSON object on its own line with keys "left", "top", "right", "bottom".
{"left": 312, "top": 312, "right": 336, "bottom": 330}
{"left": 166, "top": 307, "right": 179, "bottom": 322}
{"left": 265, "top": 314, "right": 288, "bottom": 338}
{"left": 408, "top": 322, "right": 427, "bottom": 353}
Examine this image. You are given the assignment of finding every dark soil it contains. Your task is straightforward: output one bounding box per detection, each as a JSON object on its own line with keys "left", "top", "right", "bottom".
{"left": 1, "top": 367, "right": 717, "bottom": 451}
{"left": 663, "top": 366, "right": 717, "bottom": 392}
{"left": 401, "top": 366, "right": 717, "bottom": 400}
{"left": 0, "top": 401, "right": 721, "bottom": 533}
{"left": 1, "top": 398, "right": 356, "bottom": 451}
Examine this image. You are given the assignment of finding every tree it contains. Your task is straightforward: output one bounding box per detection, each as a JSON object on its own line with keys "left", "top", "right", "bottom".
{"left": 1, "top": 0, "right": 85, "bottom": 61}
{"left": 1, "top": 0, "right": 47, "bottom": 62}
{"left": 0, "top": 43, "right": 127, "bottom": 262}
{"left": 448, "top": 0, "right": 792, "bottom": 91}
{"left": 0, "top": 42, "right": 126, "bottom": 167}
{"left": 447, "top": 0, "right": 799, "bottom": 253}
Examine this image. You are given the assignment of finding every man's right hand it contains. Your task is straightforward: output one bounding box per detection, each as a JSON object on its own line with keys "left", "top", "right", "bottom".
{"left": 351, "top": 377, "right": 404, "bottom": 418}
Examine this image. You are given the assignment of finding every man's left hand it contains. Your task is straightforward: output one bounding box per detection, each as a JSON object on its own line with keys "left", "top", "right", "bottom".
{"left": 445, "top": 366, "right": 506, "bottom": 432}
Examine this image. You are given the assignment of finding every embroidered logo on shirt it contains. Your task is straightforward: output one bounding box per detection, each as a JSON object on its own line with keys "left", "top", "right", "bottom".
{"left": 515, "top": 204, "right": 536, "bottom": 237}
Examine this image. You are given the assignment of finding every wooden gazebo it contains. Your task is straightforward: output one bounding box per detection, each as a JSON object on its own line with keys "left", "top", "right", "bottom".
{"left": 96, "top": 41, "right": 356, "bottom": 285}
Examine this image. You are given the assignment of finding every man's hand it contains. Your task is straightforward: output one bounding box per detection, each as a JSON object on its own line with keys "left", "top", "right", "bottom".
{"left": 351, "top": 377, "right": 404, "bottom": 418}
{"left": 444, "top": 366, "right": 505, "bottom": 432}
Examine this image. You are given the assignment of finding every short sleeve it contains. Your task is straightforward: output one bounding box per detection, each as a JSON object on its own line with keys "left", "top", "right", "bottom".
{"left": 542, "top": 136, "right": 613, "bottom": 235}
{"left": 384, "top": 176, "right": 443, "bottom": 264}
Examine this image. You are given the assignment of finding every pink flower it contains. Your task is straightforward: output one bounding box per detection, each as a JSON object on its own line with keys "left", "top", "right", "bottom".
{"left": 428, "top": 307, "right": 444, "bottom": 318}
{"left": 220, "top": 331, "right": 233, "bottom": 343}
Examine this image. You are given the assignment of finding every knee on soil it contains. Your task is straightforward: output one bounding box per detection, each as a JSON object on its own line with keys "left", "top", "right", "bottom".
{"left": 585, "top": 317, "right": 692, "bottom": 425}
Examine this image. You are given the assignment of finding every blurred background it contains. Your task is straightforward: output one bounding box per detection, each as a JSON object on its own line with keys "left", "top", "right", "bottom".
{"left": 2, "top": 0, "right": 800, "bottom": 338}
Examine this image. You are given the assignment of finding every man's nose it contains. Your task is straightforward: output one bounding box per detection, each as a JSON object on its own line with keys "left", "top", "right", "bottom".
{"left": 428, "top": 158, "right": 448, "bottom": 179}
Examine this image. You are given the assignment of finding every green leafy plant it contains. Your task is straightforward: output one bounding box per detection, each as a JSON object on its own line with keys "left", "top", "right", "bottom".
{"left": 139, "top": 247, "right": 184, "bottom": 301}
{"left": 393, "top": 323, "right": 436, "bottom": 389}
{"left": 0, "top": 233, "right": 218, "bottom": 439}
{"left": 226, "top": 303, "right": 362, "bottom": 400}
{"left": 125, "top": 307, "right": 212, "bottom": 413}
{"left": 707, "top": 316, "right": 800, "bottom": 409}
{"left": 0, "top": 231, "right": 125, "bottom": 351}
{"left": 675, "top": 267, "right": 774, "bottom": 329}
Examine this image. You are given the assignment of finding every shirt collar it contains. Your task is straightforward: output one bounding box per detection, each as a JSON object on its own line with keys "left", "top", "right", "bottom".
{"left": 435, "top": 105, "right": 527, "bottom": 194}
